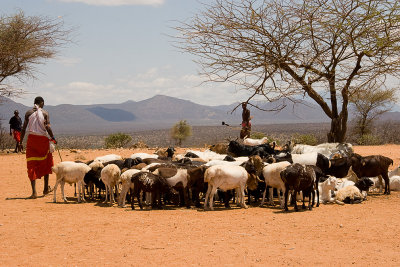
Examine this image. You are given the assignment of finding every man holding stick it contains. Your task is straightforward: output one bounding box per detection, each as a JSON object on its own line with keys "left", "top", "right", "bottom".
{"left": 20, "top": 96, "right": 57, "bottom": 199}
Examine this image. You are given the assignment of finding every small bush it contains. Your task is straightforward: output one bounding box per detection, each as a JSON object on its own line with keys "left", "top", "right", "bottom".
{"left": 293, "top": 134, "right": 318, "bottom": 146}
{"left": 250, "top": 131, "right": 267, "bottom": 139}
{"left": 104, "top": 133, "right": 132, "bottom": 148}
{"left": 356, "top": 134, "right": 382, "bottom": 146}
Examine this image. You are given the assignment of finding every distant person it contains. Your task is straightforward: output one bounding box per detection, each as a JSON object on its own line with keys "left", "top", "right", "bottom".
{"left": 240, "top": 102, "right": 252, "bottom": 139}
{"left": 9, "top": 110, "right": 23, "bottom": 153}
{"left": 20, "top": 96, "right": 57, "bottom": 199}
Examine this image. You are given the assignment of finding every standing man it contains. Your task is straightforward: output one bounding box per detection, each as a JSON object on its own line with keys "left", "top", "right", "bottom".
{"left": 9, "top": 110, "right": 23, "bottom": 153}
{"left": 240, "top": 102, "right": 252, "bottom": 139}
{"left": 20, "top": 96, "right": 57, "bottom": 199}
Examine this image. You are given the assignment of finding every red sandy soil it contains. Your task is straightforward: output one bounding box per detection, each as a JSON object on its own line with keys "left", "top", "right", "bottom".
{"left": 1, "top": 145, "right": 400, "bottom": 266}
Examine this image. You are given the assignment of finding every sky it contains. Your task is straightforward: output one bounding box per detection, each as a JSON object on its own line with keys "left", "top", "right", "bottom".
{"left": 2, "top": 0, "right": 249, "bottom": 107}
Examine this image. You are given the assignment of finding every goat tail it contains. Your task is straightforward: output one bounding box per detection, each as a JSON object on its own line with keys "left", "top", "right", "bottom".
{"left": 335, "top": 199, "right": 345, "bottom": 205}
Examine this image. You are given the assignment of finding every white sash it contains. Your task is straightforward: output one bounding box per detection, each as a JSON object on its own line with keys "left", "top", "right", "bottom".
{"left": 27, "top": 105, "right": 48, "bottom": 136}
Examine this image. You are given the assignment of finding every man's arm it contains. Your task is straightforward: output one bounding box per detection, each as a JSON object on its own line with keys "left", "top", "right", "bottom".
{"left": 19, "top": 112, "right": 30, "bottom": 144}
{"left": 43, "top": 111, "right": 56, "bottom": 142}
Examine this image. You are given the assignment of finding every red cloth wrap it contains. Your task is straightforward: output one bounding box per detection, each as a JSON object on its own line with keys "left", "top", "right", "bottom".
{"left": 26, "top": 134, "right": 53, "bottom": 181}
{"left": 12, "top": 130, "right": 21, "bottom": 143}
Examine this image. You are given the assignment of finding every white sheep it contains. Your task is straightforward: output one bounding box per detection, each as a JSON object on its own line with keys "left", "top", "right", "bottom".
{"left": 390, "top": 176, "right": 400, "bottom": 191}
{"left": 389, "top": 165, "right": 400, "bottom": 177}
{"left": 205, "top": 159, "right": 244, "bottom": 167}
{"left": 100, "top": 164, "right": 121, "bottom": 205}
{"left": 204, "top": 165, "right": 253, "bottom": 210}
{"left": 260, "top": 161, "right": 291, "bottom": 208}
{"left": 186, "top": 149, "right": 227, "bottom": 162}
{"left": 52, "top": 161, "right": 91, "bottom": 203}
{"left": 318, "top": 176, "right": 337, "bottom": 204}
{"left": 130, "top": 153, "right": 158, "bottom": 159}
{"left": 335, "top": 185, "right": 364, "bottom": 205}
{"left": 335, "top": 178, "right": 355, "bottom": 190}
{"left": 243, "top": 137, "right": 269, "bottom": 146}
{"left": 118, "top": 169, "right": 141, "bottom": 208}
{"left": 94, "top": 154, "right": 122, "bottom": 163}
{"left": 291, "top": 143, "right": 353, "bottom": 157}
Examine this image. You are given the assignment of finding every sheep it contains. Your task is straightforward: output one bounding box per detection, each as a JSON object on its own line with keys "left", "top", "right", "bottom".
{"left": 83, "top": 161, "right": 105, "bottom": 199}
{"left": 130, "top": 171, "right": 171, "bottom": 209}
{"left": 100, "top": 164, "right": 121, "bottom": 205}
{"left": 318, "top": 176, "right": 337, "bottom": 204}
{"left": 204, "top": 165, "right": 258, "bottom": 210}
{"left": 94, "top": 154, "right": 122, "bottom": 163}
{"left": 118, "top": 169, "right": 141, "bottom": 207}
{"left": 185, "top": 149, "right": 227, "bottom": 162}
{"left": 390, "top": 176, "right": 400, "bottom": 191}
{"left": 187, "top": 166, "right": 209, "bottom": 208}
{"left": 260, "top": 161, "right": 291, "bottom": 208}
{"left": 280, "top": 163, "right": 317, "bottom": 211}
{"left": 291, "top": 143, "right": 353, "bottom": 157}
{"left": 52, "top": 161, "right": 91, "bottom": 203}
{"left": 153, "top": 167, "right": 190, "bottom": 208}
{"left": 335, "top": 185, "right": 364, "bottom": 205}
{"left": 291, "top": 152, "right": 331, "bottom": 173}
{"left": 389, "top": 165, "right": 400, "bottom": 177}
{"left": 130, "top": 152, "right": 158, "bottom": 159}
{"left": 243, "top": 136, "right": 269, "bottom": 146}
{"left": 205, "top": 159, "right": 244, "bottom": 167}
{"left": 209, "top": 143, "right": 228, "bottom": 154}
{"left": 354, "top": 178, "right": 374, "bottom": 198}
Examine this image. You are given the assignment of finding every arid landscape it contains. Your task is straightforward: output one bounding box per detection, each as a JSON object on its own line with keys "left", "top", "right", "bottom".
{"left": 1, "top": 145, "right": 400, "bottom": 266}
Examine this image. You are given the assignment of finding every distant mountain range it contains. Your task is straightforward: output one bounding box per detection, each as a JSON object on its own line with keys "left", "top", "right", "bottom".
{"left": 0, "top": 95, "right": 398, "bottom": 135}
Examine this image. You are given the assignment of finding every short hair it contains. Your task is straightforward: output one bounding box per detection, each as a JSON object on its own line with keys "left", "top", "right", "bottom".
{"left": 34, "top": 96, "right": 44, "bottom": 105}
{"left": 14, "top": 110, "right": 19, "bottom": 114}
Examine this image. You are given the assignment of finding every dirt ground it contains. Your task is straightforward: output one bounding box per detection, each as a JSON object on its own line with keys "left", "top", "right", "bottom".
{"left": 1, "top": 145, "right": 400, "bottom": 266}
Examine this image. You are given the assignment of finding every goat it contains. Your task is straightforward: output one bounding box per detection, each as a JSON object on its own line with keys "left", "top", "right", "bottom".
{"left": 94, "top": 154, "right": 122, "bottom": 163}
{"left": 100, "top": 164, "right": 121, "bottom": 205}
{"left": 118, "top": 169, "right": 141, "bottom": 207}
{"left": 243, "top": 136, "right": 269, "bottom": 146}
{"left": 203, "top": 165, "right": 258, "bottom": 210}
{"left": 130, "top": 172, "right": 171, "bottom": 209}
{"left": 318, "top": 176, "right": 337, "bottom": 204}
{"left": 280, "top": 163, "right": 316, "bottom": 211}
{"left": 52, "top": 161, "right": 91, "bottom": 203}
{"left": 260, "top": 161, "right": 291, "bottom": 208}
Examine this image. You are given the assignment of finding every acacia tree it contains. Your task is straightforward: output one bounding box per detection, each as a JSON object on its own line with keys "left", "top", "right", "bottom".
{"left": 176, "top": 0, "right": 400, "bottom": 142}
{"left": 350, "top": 80, "right": 397, "bottom": 136}
{"left": 0, "top": 11, "right": 72, "bottom": 99}
{"left": 171, "top": 120, "right": 192, "bottom": 146}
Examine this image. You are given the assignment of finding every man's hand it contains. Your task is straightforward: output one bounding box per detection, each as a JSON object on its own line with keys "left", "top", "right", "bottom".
{"left": 50, "top": 137, "right": 57, "bottom": 144}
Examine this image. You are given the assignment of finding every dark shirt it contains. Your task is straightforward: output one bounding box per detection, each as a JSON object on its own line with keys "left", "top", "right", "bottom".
{"left": 242, "top": 108, "right": 250, "bottom": 122}
{"left": 9, "top": 116, "right": 22, "bottom": 131}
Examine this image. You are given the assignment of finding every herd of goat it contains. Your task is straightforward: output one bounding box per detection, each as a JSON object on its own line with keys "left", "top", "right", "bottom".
{"left": 50, "top": 137, "right": 400, "bottom": 211}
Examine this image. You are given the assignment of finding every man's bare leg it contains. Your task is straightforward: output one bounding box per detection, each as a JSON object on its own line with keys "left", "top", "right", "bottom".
{"left": 43, "top": 174, "right": 51, "bottom": 195}
{"left": 29, "top": 180, "right": 37, "bottom": 199}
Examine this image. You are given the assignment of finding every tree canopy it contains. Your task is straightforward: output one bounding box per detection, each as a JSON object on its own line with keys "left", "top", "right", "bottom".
{"left": 0, "top": 11, "right": 72, "bottom": 98}
{"left": 176, "top": 0, "right": 400, "bottom": 142}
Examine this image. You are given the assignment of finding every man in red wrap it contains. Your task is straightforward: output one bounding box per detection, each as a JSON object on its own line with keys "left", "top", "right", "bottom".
{"left": 20, "top": 96, "right": 57, "bottom": 199}
{"left": 9, "top": 110, "right": 23, "bottom": 153}
{"left": 240, "top": 102, "right": 252, "bottom": 139}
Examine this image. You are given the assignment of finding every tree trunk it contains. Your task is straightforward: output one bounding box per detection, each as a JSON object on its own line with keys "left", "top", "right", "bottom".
{"left": 327, "top": 116, "right": 347, "bottom": 143}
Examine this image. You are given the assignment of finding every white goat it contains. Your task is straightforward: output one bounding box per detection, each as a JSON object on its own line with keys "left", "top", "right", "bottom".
{"left": 205, "top": 160, "right": 244, "bottom": 167}
{"left": 318, "top": 176, "right": 337, "bottom": 204}
{"left": 291, "top": 143, "right": 353, "bottom": 157}
{"left": 243, "top": 137, "right": 269, "bottom": 146}
{"left": 94, "top": 154, "right": 122, "bottom": 163}
{"left": 260, "top": 161, "right": 291, "bottom": 208}
{"left": 52, "top": 161, "right": 91, "bottom": 203}
{"left": 390, "top": 176, "right": 400, "bottom": 191}
{"left": 204, "top": 165, "right": 250, "bottom": 210}
{"left": 186, "top": 149, "right": 227, "bottom": 162}
{"left": 100, "top": 164, "right": 121, "bottom": 205}
{"left": 389, "top": 165, "right": 400, "bottom": 177}
{"left": 130, "top": 153, "right": 158, "bottom": 159}
{"left": 335, "top": 185, "right": 364, "bottom": 205}
{"left": 118, "top": 169, "right": 141, "bottom": 207}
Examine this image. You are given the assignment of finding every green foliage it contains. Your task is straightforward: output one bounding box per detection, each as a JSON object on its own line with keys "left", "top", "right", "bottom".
{"left": 356, "top": 134, "right": 382, "bottom": 146}
{"left": 104, "top": 133, "right": 132, "bottom": 148}
{"left": 171, "top": 120, "right": 192, "bottom": 146}
{"left": 250, "top": 132, "right": 266, "bottom": 139}
{"left": 294, "top": 134, "right": 318, "bottom": 146}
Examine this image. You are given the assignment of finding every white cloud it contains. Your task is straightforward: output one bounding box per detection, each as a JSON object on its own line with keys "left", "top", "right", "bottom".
{"left": 56, "top": 56, "right": 82, "bottom": 67}
{"left": 56, "top": 0, "right": 165, "bottom": 6}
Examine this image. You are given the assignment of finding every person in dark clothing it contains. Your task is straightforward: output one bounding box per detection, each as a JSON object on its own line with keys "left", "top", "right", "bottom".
{"left": 9, "top": 110, "right": 23, "bottom": 153}
{"left": 240, "top": 102, "right": 252, "bottom": 139}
